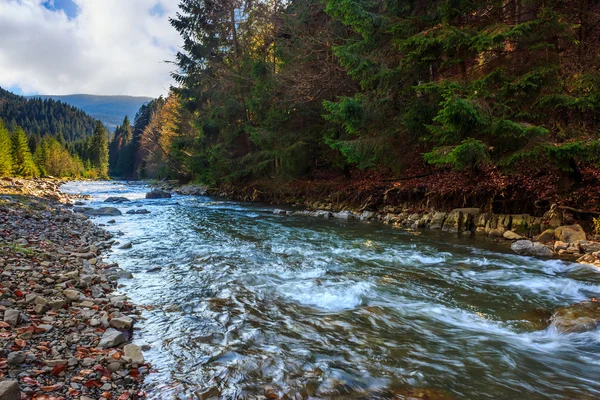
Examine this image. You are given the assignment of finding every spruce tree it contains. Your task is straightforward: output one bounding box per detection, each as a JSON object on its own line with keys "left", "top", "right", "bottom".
{"left": 90, "top": 121, "right": 109, "bottom": 178}
{"left": 11, "top": 126, "right": 39, "bottom": 177}
{"left": 0, "top": 119, "right": 13, "bottom": 176}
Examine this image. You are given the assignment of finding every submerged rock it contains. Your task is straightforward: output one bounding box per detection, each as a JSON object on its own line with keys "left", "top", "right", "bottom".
{"left": 146, "top": 189, "right": 171, "bottom": 199}
{"left": 551, "top": 301, "right": 600, "bottom": 333}
{"left": 126, "top": 208, "right": 151, "bottom": 214}
{"left": 511, "top": 240, "right": 553, "bottom": 257}
{"left": 104, "top": 196, "right": 130, "bottom": 203}
{"left": 76, "top": 207, "right": 122, "bottom": 216}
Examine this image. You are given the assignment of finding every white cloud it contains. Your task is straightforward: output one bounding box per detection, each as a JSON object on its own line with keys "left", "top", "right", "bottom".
{"left": 0, "top": 0, "right": 182, "bottom": 97}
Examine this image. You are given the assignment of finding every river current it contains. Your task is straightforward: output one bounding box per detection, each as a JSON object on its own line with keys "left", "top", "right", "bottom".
{"left": 62, "top": 181, "right": 600, "bottom": 400}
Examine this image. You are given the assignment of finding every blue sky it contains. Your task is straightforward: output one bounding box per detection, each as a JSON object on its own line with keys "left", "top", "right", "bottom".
{"left": 43, "top": 0, "right": 78, "bottom": 19}
{"left": 0, "top": 0, "right": 182, "bottom": 97}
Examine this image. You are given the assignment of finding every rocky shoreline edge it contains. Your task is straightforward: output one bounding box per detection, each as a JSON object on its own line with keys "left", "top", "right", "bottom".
{"left": 1, "top": 178, "right": 149, "bottom": 400}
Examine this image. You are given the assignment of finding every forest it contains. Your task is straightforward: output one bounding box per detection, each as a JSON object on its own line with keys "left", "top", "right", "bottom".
{"left": 107, "top": 0, "right": 600, "bottom": 213}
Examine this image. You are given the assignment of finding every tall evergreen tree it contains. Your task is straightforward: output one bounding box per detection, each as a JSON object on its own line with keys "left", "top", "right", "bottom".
{"left": 90, "top": 121, "right": 109, "bottom": 178}
{"left": 0, "top": 119, "right": 13, "bottom": 176}
{"left": 11, "top": 126, "right": 38, "bottom": 177}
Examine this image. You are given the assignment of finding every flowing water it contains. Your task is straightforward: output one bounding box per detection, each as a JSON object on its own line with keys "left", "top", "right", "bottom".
{"left": 62, "top": 181, "right": 600, "bottom": 400}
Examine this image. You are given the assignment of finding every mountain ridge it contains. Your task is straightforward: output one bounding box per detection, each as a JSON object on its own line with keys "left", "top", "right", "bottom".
{"left": 28, "top": 93, "right": 153, "bottom": 130}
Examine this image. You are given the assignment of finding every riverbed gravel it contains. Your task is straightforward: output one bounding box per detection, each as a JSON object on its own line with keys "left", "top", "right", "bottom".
{"left": 0, "top": 178, "right": 148, "bottom": 400}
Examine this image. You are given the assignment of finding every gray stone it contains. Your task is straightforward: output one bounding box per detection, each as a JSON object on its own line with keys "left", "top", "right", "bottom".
{"left": 109, "top": 316, "right": 133, "bottom": 330}
{"left": 511, "top": 240, "right": 553, "bottom": 257}
{"left": 145, "top": 189, "right": 171, "bottom": 199}
{"left": 429, "top": 212, "right": 447, "bottom": 230}
{"left": 123, "top": 344, "right": 144, "bottom": 364}
{"left": 0, "top": 379, "right": 20, "bottom": 400}
{"left": 555, "top": 224, "right": 587, "bottom": 243}
{"left": 104, "top": 197, "right": 130, "bottom": 203}
{"left": 118, "top": 242, "right": 133, "bottom": 249}
{"left": 3, "top": 309, "right": 20, "bottom": 326}
{"left": 98, "top": 328, "right": 126, "bottom": 349}
{"left": 83, "top": 207, "right": 122, "bottom": 216}
{"left": 7, "top": 351, "right": 25, "bottom": 365}
{"left": 63, "top": 289, "right": 81, "bottom": 301}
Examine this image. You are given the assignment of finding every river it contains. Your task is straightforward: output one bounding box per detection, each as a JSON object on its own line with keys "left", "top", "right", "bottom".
{"left": 62, "top": 181, "right": 600, "bottom": 400}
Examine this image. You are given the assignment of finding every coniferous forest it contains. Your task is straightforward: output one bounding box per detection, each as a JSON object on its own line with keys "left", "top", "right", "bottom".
{"left": 104, "top": 0, "right": 600, "bottom": 213}
{"left": 0, "top": 88, "right": 110, "bottom": 179}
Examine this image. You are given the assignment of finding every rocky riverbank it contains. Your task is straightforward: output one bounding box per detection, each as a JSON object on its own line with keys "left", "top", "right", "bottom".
{"left": 0, "top": 178, "right": 148, "bottom": 400}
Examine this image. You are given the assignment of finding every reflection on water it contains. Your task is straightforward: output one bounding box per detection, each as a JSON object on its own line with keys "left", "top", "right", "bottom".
{"left": 62, "top": 181, "right": 600, "bottom": 400}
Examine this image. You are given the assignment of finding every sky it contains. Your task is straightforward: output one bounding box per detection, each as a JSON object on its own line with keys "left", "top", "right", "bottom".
{"left": 0, "top": 0, "right": 182, "bottom": 97}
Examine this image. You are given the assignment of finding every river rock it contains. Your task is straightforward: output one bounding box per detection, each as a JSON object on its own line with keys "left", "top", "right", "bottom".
{"left": 554, "top": 224, "right": 586, "bottom": 243}
{"left": 104, "top": 197, "right": 130, "bottom": 203}
{"left": 119, "top": 242, "right": 133, "bottom": 249}
{"left": 81, "top": 207, "right": 122, "bottom": 216}
{"left": 63, "top": 289, "right": 82, "bottom": 301}
{"left": 442, "top": 208, "right": 480, "bottom": 233}
{"left": 98, "top": 328, "right": 127, "bottom": 349}
{"left": 123, "top": 344, "right": 144, "bottom": 364}
{"left": 429, "top": 212, "right": 447, "bottom": 230}
{"left": 579, "top": 241, "right": 600, "bottom": 254}
{"left": 511, "top": 240, "right": 553, "bottom": 257}
{"left": 3, "top": 309, "right": 20, "bottom": 326}
{"left": 0, "top": 379, "right": 20, "bottom": 400}
{"left": 126, "top": 209, "right": 150, "bottom": 215}
{"left": 503, "top": 230, "right": 523, "bottom": 240}
{"left": 145, "top": 189, "right": 171, "bottom": 199}
{"left": 110, "top": 316, "right": 133, "bottom": 330}
{"left": 175, "top": 185, "right": 207, "bottom": 196}
{"left": 7, "top": 351, "right": 25, "bottom": 365}
{"left": 551, "top": 301, "right": 600, "bottom": 333}
{"left": 535, "top": 229, "right": 555, "bottom": 243}
{"left": 332, "top": 210, "right": 354, "bottom": 220}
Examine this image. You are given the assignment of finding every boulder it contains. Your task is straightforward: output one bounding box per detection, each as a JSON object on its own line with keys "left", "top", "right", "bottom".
{"left": 175, "top": 185, "right": 207, "bottom": 196}
{"left": 332, "top": 211, "right": 354, "bottom": 220}
{"left": 535, "top": 229, "right": 555, "bottom": 243}
{"left": 145, "top": 189, "right": 171, "bottom": 199}
{"left": 510, "top": 214, "right": 532, "bottom": 237}
{"left": 98, "top": 328, "right": 126, "bottom": 349}
{"left": 126, "top": 209, "right": 150, "bottom": 215}
{"left": 550, "top": 301, "right": 600, "bottom": 333}
{"left": 503, "top": 230, "right": 523, "bottom": 240}
{"left": 555, "top": 224, "right": 586, "bottom": 243}
{"left": 118, "top": 242, "right": 133, "bottom": 249}
{"left": 0, "top": 379, "right": 20, "bottom": 400}
{"left": 104, "top": 197, "right": 129, "bottom": 203}
{"left": 511, "top": 240, "right": 553, "bottom": 257}
{"left": 429, "top": 212, "right": 447, "bottom": 230}
{"left": 442, "top": 208, "right": 480, "bottom": 233}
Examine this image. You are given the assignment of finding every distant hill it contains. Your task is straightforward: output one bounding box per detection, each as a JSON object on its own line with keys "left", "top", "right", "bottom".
{"left": 28, "top": 94, "right": 153, "bottom": 131}
{"left": 0, "top": 87, "right": 96, "bottom": 142}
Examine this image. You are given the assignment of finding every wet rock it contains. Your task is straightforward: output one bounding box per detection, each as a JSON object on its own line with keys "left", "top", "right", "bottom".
{"left": 145, "top": 189, "right": 171, "bottom": 199}
{"left": 0, "top": 379, "right": 20, "bottom": 400}
{"left": 126, "top": 209, "right": 150, "bottom": 215}
{"left": 98, "top": 328, "right": 127, "bottom": 349}
{"left": 442, "top": 208, "right": 480, "bottom": 233}
{"left": 81, "top": 207, "right": 123, "bottom": 216}
{"left": 118, "top": 242, "right": 133, "bottom": 249}
{"left": 123, "top": 344, "right": 144, "bottom": 364}
{"left": 104, "top": 197, "right": 130, "bottom": 203}
{"left": 503, "top": 230, "right": 523, "bottom": 240}
{"left": 555, "top": 224, "right": 586, "bottom": 243}
{"left": 332, "top": 210, "right": 354, "bottom": 220}
{"left": 551, "top": 301, "right": 600, "bottom": 333}
{"left": 511, "top": 240, "right": 553, "bottom": 257}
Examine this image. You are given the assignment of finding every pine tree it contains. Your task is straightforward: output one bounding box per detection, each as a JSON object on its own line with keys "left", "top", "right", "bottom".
{"left": 11, "top": 126, "right": 39, "bottom": 177}
{"left": 90, "top": 121, "right": 109, "bottom": 178}
{"left": 0, "top": 119, "right": 13, "bottom": 176}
